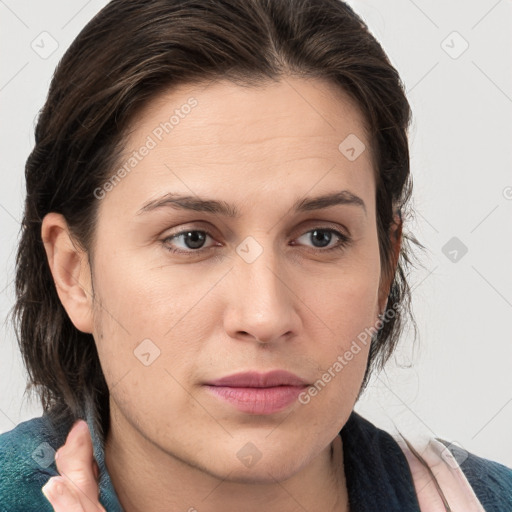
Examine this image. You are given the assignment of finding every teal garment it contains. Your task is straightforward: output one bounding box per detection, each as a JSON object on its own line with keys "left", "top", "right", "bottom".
{"left": 1, "top": 408, "right": 511, "bottom": 511}
{"left": 0, "top": 407, "right": 122, "bottom": 512}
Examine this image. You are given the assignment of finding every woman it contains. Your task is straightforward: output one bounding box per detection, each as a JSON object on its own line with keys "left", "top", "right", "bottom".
{"left": 0, "top": 0, "right": 510, "bottom": 510}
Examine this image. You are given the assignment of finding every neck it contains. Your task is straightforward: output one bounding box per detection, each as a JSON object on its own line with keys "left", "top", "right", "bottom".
{"left": 104, "top": 413, "right": 349, "bottom": 512}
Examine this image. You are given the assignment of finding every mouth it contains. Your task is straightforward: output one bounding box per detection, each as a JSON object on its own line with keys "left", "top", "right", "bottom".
{"left": 205, "top": 369, "right": 309, "bottom": 388}
{"left": 203, "top": 370, "right": 310, "bottom": 415}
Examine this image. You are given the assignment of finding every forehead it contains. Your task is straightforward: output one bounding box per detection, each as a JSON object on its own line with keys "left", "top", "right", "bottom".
{"left": 100, "top": 76, "right": 375, "bottom": 217}
{"left": 136, "top": 76, "right": 370, "bottom": 150}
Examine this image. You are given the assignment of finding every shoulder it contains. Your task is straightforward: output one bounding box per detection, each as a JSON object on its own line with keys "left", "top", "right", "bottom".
{"left": 0, "top": 414, "right": 71, "bottom": 511}
{"left": 438, "top": 439, "right": 512, "bottom": 511}
{"left": 343, "top": 412, "right": 512, "bottom": 510}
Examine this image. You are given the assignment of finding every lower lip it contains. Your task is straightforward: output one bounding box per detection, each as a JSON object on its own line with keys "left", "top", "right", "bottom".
{"left": 204, "top": 385, "right": 306, "bottom": 414}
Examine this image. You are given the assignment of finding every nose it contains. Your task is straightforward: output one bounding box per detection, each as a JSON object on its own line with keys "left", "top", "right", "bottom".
{"left": 223, "top": 241, "right": 300, "bottom": 345}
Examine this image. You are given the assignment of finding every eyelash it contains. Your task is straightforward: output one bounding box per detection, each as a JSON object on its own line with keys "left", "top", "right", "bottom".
{"left": 162, "top": 226, "right": 351, "bottom": 257}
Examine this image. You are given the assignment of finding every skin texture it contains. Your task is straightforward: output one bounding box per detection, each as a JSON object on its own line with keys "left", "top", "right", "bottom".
{"left": 41, "top": 76, "right": 401, "bottom": 512}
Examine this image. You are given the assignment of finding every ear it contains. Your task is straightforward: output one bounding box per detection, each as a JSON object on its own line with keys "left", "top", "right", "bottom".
{"left": 378, "top": 212, "right": 402, "bottom": 314}
{"left": 41, "top": 212, "right": 94, "bottom": 333}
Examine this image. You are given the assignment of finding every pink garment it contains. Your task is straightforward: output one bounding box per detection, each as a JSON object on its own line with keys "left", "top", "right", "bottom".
{"left": 396, "top": 434, "right": 485, "bottom": 511}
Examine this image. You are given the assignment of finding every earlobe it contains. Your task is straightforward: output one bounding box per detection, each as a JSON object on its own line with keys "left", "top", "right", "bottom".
{"left": 41, "top": 212, "right": 94, "bottom": 333}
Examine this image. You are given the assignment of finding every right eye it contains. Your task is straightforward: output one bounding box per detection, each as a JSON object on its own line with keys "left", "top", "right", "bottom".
{"left": 162, "top": 229, "right": 219, "bottom": 255}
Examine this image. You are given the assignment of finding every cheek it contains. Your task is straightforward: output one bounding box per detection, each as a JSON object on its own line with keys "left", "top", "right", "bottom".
{"left": 90, "top": 242, "right": 215, "bottom": 392}
{"left": 91, "top": 238, "right": 198, "bottom": 334}
{"left": 296, "top": 280, "right": 376, "bottom": 430}
{"left": 296, "top": 243, "right": 381, "bottom": 396}
{"left": 303, "top": 249, "right": 381, "bottom": 341}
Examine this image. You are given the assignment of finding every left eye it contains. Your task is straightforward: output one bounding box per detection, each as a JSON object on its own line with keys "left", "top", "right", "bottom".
{"left": 293, "top": 228, "right": 350, "bottom": 252}
{"left": 163, "top": 227, "right": 350, "bottom": 255}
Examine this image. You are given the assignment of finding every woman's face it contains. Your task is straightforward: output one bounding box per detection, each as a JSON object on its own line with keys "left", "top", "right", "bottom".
{"left": 88, "top": 77, "right": 387, "bottom": 482}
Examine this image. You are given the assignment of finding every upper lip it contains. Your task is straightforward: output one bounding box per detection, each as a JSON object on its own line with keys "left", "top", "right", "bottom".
{"left": 205, "top": 370, "right": 309, "bottom": 388}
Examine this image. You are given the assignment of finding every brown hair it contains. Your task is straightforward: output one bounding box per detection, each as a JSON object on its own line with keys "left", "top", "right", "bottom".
{"left": 12, "top": 0, "right": 421, "bottom": 441}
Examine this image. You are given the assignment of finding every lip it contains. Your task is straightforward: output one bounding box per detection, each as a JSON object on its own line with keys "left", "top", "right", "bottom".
{"left": 205, "top": 385, "right": 306, "bottom": 414}
{"left": 204, "top": 370, "right": 309, "bottom": 415}
{"left": 205, "top": 370, "right": 309, "bottom": 387}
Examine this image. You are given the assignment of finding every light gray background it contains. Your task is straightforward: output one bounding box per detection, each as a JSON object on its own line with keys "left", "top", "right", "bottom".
{"left": 1, "top": 0, "right": 511, "bottom": 467}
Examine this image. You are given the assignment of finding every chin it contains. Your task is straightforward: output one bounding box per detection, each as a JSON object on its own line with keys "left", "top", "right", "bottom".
{"left": 201, "top": 446, "right": 308, "bottom": 484}
{"left": 220, "top": 461, "right": 302, "bottom": 485}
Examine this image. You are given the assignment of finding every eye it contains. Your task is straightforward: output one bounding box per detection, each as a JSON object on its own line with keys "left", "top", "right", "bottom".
{"left": 163, "top": 229, "right": 217, "bottom": 255}
{"left": 162, "top": 226, "right": 351, "bottom": 257}
{"left": 292, "top": 227, "right": 351, "bottom": 253}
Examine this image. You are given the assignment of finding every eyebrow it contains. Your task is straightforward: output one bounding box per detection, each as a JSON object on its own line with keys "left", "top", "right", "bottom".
{"left": 136, "top": 190, "right": 366, "bottom": 217}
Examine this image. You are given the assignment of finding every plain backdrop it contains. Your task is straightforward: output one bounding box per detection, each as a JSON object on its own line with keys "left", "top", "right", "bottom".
{"left": 1, "top": 0, "right": 511, "bottom": 468}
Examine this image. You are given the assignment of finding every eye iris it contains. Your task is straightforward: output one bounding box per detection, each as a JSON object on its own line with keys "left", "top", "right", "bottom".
{"left": 311, "top": 229, "right": 331, "bottom": 248}
{"left": 184, "top": 231, "right": 206, "bottom": 249}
